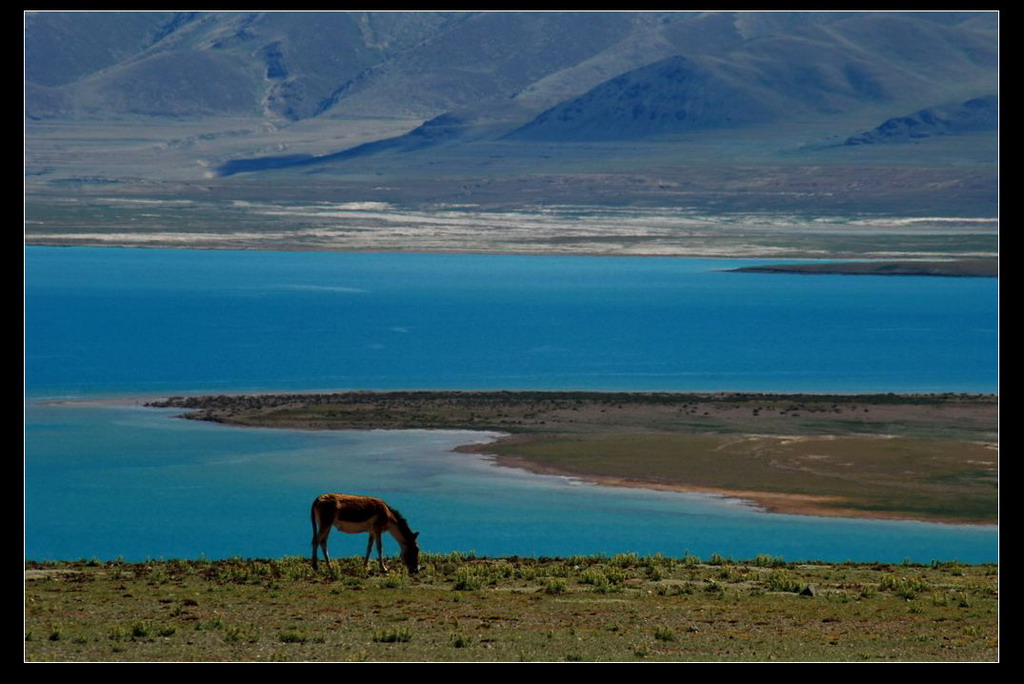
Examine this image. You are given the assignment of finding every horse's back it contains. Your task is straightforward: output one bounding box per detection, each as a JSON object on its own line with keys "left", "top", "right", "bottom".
{"left": 313, "top": 493, "right": 390, "bottom": 525}
{"left": 314, "top": 492, "right": 387, "bottom": 507}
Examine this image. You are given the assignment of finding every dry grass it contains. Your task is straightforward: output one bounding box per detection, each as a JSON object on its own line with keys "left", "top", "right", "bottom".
{"left": 482, "top": 432, "right": 997, "bottom": 522}
{"left": 25, "top": 555, "right": 998, "bottom": 662}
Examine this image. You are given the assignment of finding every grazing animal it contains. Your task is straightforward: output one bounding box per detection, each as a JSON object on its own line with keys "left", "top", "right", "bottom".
{"left": 310, "top": 493, "right": 420, "bottom": 574}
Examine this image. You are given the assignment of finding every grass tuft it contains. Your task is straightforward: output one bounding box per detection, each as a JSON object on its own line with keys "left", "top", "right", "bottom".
{"left": 373, "top": 628, "right": 412, "bottom": 643}
{"left": 278, "top": 629, "right": 309, "bottom": 644}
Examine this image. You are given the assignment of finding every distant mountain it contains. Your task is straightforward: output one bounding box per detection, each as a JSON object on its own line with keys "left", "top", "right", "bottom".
{"left": 842, "top": 95, "right": 998, "bottom": 145}
{"left": 25, "top": 9, "right": 999, "bottom": 212}
{"left": 26, "top": 10, "right": 996, "bottom": 129}
{"left": 25, "top": 11, "right": 470, "bottom": 120}
{"left": 24, "top": 11, "right": 639, "bottom": 122}
{"left": 504, "top": 55, "right": 776, "bottom": 142}
{"left": 506, "top": 13, "right": 998, "bottom": 142}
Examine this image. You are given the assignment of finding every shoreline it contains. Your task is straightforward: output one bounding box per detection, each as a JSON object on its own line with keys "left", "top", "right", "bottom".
{"left": 142, "top": 390, "right": 998, "bottom": 526}
{"left": 727, "top": 258, "right": 997, "bottom": 278}
{"left": 41, "top": 388, "right": 993, "bottom": 525}
{"left": 25, "top": 242, "right": 997, "bottom": 271}
{"left": 476, "top": 450, "right": 994, "bottom": 526}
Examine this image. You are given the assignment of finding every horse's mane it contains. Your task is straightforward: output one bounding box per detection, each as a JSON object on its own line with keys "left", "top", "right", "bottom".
{"left": 388, "top": 506, "right": 417, "bottom": 545}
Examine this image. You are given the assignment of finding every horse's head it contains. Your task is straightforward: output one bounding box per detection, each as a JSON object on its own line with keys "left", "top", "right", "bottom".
{"left": 402, "top": 531, "right": 420, "bottom": 575}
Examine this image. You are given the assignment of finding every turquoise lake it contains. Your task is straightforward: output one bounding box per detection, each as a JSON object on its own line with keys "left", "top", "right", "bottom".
{"left": 24, "top": 247, "right": 998, "bottom": 563}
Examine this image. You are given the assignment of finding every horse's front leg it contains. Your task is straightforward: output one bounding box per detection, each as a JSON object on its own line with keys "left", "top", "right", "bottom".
{"left": 364, "top": 533, "right": 375, "bottom": 570}
{"left": 376, "top": 533, "right": 389, "bottom": 573}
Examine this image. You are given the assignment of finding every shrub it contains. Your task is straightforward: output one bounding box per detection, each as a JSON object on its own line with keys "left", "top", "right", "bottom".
{"left": 763, "top": 570, "right": 802, "bottom": 593}
{"left": 452, "top": 567, "right": 483, "bottom": 591}
{"left": 373, "top": 628, "right": 412, "bottom": 643}
{"left": 379, "top": 574, "right": 406, "bottom": 589}
{"left": 579, "top": 569, "right": 609, "bottom": 588}
{"left": 279, "top": 629, "right": 309, "bottom": 644}
{"left": 680, "top": 551, "right": 701, "bottom": 568}
{"left": 752, "top": 554, "right": 786, "bottom": 568}
{"left": 544, "top": 578, "right": 567, "bottom": 595}
{"left": 611, "top": 552, "right": 640, "bottom": 568}
{"left": 879, "top": 574, "right": 929, "bottom": 599}
{"left": 654, "top": 626, "right": 675, "bottom": 642}
{"left": 130, "top": 621, "right": 152, "bottom": 639}
{"left": 450, "top": 633, "right": 472, "bottom": 648}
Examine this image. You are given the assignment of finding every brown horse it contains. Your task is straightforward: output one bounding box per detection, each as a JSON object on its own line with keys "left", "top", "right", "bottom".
{"left": 310, "top": 493, "right": 420, "bottom": 574}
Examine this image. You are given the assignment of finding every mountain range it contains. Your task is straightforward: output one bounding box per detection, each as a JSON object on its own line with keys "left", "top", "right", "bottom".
{"left": 26, "top": 11, "right": 996, "bottom": 123}
{"left": 24, "top": 10, "right": 998, "bottom": 216}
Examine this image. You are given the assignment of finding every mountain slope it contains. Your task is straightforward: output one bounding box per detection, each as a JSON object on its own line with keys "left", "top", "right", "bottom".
{"left": 506, "top": 12, "right": 996, "bottom": 143}
{"left": 843, "top": 95, "right": 998, "bottom": 145}
{"left": 25, "top": 11, "right": 997, "bottom": 129}
{"left": 25, "top": 11, "right": 471, "bottom": 121}
{"left": 505, "top": 55, "right": 776, "bottom": 141}
{"left": 25, "top": 9, "right": 999, "bottom": 219}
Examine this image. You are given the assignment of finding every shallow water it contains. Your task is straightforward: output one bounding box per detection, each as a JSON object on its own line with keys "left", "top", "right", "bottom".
{"left": 25, "top": 402, "right": 996, "bottom": 563}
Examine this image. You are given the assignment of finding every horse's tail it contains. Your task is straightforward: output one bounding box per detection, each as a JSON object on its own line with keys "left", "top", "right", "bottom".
{"left": 309, "top": 497, "right": 321, "bottom": 569}
{"left": 311, "top": 497, "right": 320, "bottom": 535}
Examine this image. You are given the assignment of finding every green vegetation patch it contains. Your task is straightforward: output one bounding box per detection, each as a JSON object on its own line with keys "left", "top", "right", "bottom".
{"left": 484, "top": 432, "right": 996, "bottom": 523}
{"left": 25, "top": 555, "right": 998, "bottom": 662}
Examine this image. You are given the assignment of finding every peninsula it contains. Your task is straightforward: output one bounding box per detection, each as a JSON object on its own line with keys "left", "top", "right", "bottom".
{"left": 728, "top": 259, "right": 997, "bottom": 278}
{"left": 147, "top": 390, "right": 997, "bottom": 525}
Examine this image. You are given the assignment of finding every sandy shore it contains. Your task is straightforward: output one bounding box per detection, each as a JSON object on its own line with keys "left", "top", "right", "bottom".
{"left": 481, "top": 451, "right": 969, "bottom": 523}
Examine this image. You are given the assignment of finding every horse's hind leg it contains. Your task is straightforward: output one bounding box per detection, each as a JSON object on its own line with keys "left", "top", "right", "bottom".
{"left": 310, "top": 511, "right": 321, "bottom": 570}
{"left": 319, "top": 535, "right": 333, "bottom": 569}
{"left": 311, "top": 515, "right": 332, "bottom": 570}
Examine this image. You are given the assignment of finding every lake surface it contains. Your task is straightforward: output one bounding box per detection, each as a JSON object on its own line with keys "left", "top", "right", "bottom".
{"left": 24, "top": 247, "right": 998, "bottom": 563}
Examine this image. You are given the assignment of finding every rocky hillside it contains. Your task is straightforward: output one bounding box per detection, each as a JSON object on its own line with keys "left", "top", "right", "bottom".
{"left": 24, "top": 10, "right": 998, "bottom": 217}
{"left": 26, "top": 11, "right": 997, "bottom": 131}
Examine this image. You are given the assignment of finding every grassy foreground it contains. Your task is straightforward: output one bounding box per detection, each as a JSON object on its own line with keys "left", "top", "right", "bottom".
{"left": 25, "top": 554, "right": 997, "bottom": 662}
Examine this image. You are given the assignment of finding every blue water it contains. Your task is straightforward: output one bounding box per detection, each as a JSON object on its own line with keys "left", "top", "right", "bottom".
{"left": 24, "top": 247, "right": 998, "bottom": 563}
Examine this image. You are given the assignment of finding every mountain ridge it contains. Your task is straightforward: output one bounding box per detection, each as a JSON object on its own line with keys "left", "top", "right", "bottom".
{"left": 25, "top": 10, "right": 998, "bottom": 220}
{"left": 26, "top": 11, "right": 996, "bottom": 127}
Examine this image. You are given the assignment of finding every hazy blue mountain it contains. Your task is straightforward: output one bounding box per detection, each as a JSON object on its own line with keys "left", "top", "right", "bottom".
{"left": 506, "top": 13, "right": 996, "bottom": 142}
{"left": 843, "top": 95, "right": 997, "bottom": 145}
{"left": 505, "top": 55, "right": 776, "bottom": 142}
{"left": 25, "top": 11, "right": 469, "bottom": 120}
{"left": 25, "top": 11, "right": 639, "bottom": 122}
{"left": 25, "top": 12, "right": 178, "bottom": 88}
{"left": 25, "top": 9, "right": 998, "bottom": 217}
{"left": 26, "top": 11, "right": 996, "bottom": 128}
